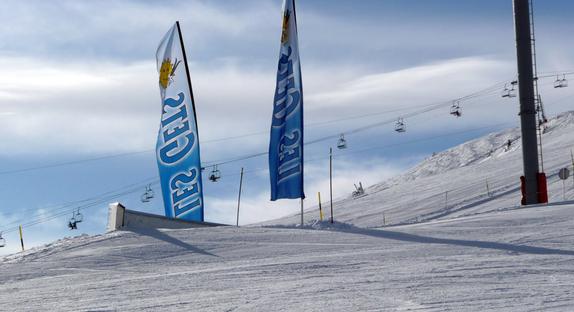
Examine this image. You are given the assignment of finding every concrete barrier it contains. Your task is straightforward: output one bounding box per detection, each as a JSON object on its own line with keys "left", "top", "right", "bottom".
{"left": 107, "top": 202, "right": 224, "bottom": 232}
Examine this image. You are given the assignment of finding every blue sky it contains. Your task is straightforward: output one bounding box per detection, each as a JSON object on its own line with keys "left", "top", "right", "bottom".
{"left": 0, "top": 0, "right": 573, "bottom": 255}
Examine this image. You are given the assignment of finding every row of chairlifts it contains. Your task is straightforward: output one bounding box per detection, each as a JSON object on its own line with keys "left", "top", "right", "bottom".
{"left": 502, "top": 76, "right": 569, "bottom": 98}
{"left": 335, "top": 76, "right": 570, "bottom": 147}
{"left": 554, "top": 75, "right": 568, "bottom": 89}
{"left": 68, "top": 209, "right": 84, "bottom": 230}
{"left": 0, "top": 232, "right": 5, "bottom": 248}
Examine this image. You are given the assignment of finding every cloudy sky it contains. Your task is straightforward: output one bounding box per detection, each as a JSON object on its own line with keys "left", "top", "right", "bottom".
{"left": 1, "top": 0, "right": 573, "bottom": 255}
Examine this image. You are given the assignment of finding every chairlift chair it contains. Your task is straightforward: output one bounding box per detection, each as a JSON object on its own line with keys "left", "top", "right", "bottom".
{"left": 68, "top": 212, "right": 78, "bottom": 230}
{"left": 337, "top": 134, "right": 347, "bottom": 149}
{"left": 0, "top": 232, "right": 5, "bottom": 248}
{"left": 140, "top": 193, "right": 151, "bottom": 203}
{"left": 140, "top": 185, "right": 155, "bottom": 203}
{"left": 209, "top": 165, "right": 221, "bottom": 182}
{"left": 74, "top": 209, "right": 84, "bottom": 223}
{"left": 395, "top": 118, "right": 406, "bottom": 133}
{"left": 450, "top": 101, "right": 462, "bottom": 117}
{"left": 501, "top": 83, "right": 517, "bottom": 98}
{"left": 352, "top": 182, "right": 366, "bottom": 199}
{"left": 554, "top": 75, "right": 568, "bottom": 88}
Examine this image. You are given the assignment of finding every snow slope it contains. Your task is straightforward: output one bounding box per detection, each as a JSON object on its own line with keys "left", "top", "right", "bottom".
{"left": 2, "top": 203, "right": 574, "bottom": 311}
{"left": 2, "top": 112, "right": 574, "bottom": 311}
{"left": 267, "top": 111, "right": 574, "bottom": 228}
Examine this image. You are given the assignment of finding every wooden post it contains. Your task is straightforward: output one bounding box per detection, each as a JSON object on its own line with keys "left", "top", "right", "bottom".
{"left": 318, "top": 192, "right": 323, "bottom": 221}
{"left": 486, "top": 178, "right": 491, "bottom": 197}
{"left": 19, "top": 225, "right": 24, "bottom": 252}
{"left": 236, "top": 167, "right": 244, "bottom": 227}
{"left": 444, "top": 191, "right": 448, "bottom": 209}
{"left": 330, "top": 148, "right": 334, "bottom": 224}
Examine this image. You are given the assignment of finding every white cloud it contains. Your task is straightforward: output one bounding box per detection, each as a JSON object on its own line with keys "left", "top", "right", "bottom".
{"left": 0, "top": 54, "right": 531, "bottom": 158}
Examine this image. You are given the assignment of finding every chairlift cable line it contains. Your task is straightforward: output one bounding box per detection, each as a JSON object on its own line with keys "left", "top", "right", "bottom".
{"left": 0, "top": 73, "right": 568, "bottom": 177}
{"left": 0, "top": 122, "right": 511, "bottom": 232}
{"left": 0, "top": 74, "right": 571, "bottom": 232}
{"left": 5, "top": 127, "right": 574, "bottom": 235}
{"left": 0, "top": 178, "right": 160, "bottom": 231}
{"left": 0, "top": 186, "right": 152, "bottom": 234}
{"left": 207, "top": 122, "right": 514, "bottom": 179}
{"left": 0, "top": 175, "right": 159, "bottom": 227}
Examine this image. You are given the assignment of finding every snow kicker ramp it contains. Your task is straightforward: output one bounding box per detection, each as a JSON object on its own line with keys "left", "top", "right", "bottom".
{"left": 2, "top": 202, "right": 574, "bottom": 311}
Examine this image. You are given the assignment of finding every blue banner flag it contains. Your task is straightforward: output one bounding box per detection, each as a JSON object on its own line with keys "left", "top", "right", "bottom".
{"left": 269, "top": 0, "right": 305, "bottom": 200}
{"left": 155, "top": 22, "right": 205, "bottom": 221}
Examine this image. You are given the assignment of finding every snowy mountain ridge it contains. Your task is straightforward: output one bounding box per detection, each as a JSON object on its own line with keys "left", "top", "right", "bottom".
{"left": 268, "top": 111, "right": 574, "bottom": 228}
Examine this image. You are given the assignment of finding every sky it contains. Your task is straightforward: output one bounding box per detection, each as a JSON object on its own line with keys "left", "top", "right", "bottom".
{"left": 1, "top": 0, "right": 573, "bottom": 255}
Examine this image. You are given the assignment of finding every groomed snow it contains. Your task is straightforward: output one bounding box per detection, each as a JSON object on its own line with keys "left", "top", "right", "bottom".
{"left": 2, "top": 203, "right": 574, "bottom": 311}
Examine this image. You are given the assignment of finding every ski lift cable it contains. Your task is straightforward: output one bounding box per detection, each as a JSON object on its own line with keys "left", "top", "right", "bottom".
{"left": 1, "top": 91, "right": 568, "bottom": 234}
{"left": 216, "top": 122, "right": 513, "bottom": 179}
{"left": 206, "top": 94, "right": 508, "bottom": 167}
{"left": 1, "top": 187, "right": 144, "bottom": 233}
{"left": 0, "top": 78, "right": 570, "bottom": 230}
{"left": 0, "top": 122, "right": 512, "bottom": 233}
{"left": 0, "top": 102, "right": 474, "bottom": 177}
{"left": 0, "top": 74, "right": 566, "bottom": 178}
{"left": 0, "top": 178, "right": 161, "bottom": 232}
{"left": 0, "top": 176, "right": 159, "bottom": 229}
{"left": 0, "top": 185, "right": 151, "bottom": 234}
{"left": 4, "top": 123, "right": 571, "bottom": 235}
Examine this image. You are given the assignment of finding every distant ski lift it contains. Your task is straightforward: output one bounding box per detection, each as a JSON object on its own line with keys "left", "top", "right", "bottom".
{"left": 68, "top": 210, "right": 82, "bottom": 230}
{"left": 450, "top": 101, "right": 462, "bottom": 117}
{"left": 140, "top": 184, "right": 155, "bottom": 203}
{"left": 395, "top": 117, "right": 406, "bottom": 133}
{"left": 337, "top": 134, "right": 347, "bottom": 149}
{"left": 352, "top": 182, "right": 366, "bottom": 199}
{"left": 502, "top": 81, "right": 517, "bottom": 98}
{"left": 74, "top": 209, "right": 84, "bottom": 223}
{"left": 0, "top": 232, "right": 5, "bottom": 248}
{"left": 554, "top": 75, "right": 568, "bottom": 88}
{"left": 209, "top": 165, "right": 221, "bottom": 182}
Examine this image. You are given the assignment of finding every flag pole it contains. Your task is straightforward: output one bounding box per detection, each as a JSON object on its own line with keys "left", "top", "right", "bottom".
{"left": 175, "top": 20, "right": 204, "bottom": 222}
{"left": 175, "top": 21, "right": 199, "bottom": 128}
{"left": 300, "top": 198, "right": 304, "bottom": 226}
{"left": 19, "top": 225, "right": 25, "bottom": 252}
{"left": 236, "top": 167, "right": 244, "bottom": 227}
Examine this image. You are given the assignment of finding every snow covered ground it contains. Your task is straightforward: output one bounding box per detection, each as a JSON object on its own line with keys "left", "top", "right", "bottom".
{"left": 2, "top": 203, "right": 574, "bottom": 311}
{"left": 2, "top": 112, "right": 574, "bottom": 311}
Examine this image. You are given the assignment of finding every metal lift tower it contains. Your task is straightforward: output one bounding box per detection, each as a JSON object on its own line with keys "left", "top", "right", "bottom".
{"left": 513, "top": 0, "right": 542, "bottom": 205}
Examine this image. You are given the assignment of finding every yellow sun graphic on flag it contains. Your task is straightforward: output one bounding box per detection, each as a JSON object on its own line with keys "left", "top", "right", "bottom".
{"left": 281, "top": 10, "right": 290, "bottom": 44}
{"left": 159, "top": 59, "right": 173, "bottom": 89}
{"left": 159, "top": 58, "right": 181, "bottom": 89}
